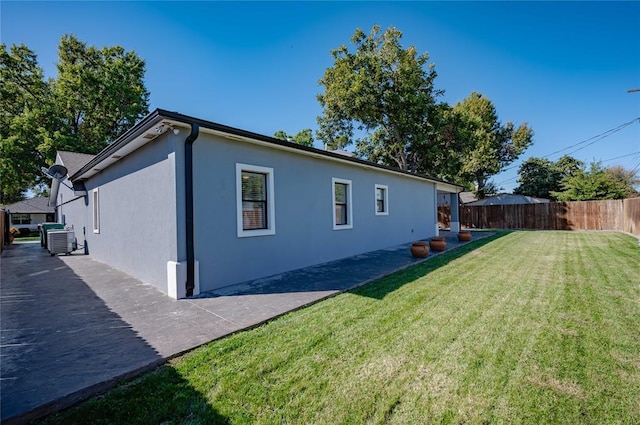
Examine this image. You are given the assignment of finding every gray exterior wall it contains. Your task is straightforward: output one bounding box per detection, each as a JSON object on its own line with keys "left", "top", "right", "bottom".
{"left": 57, "top": 129, "right": 441, "bottom": 296}
{"left": 62, "top": 134, "right": 181, "bottom": 293}
{"left": 55, "top": 165, "right": 89, "bottom": 243}
{"left": 191, "top": 133, "right": 437, "bottom": 293}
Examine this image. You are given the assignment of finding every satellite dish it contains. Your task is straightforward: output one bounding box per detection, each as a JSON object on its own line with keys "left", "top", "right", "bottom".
{"left": 47, "top": 164, "right": 68, "bottom": 181}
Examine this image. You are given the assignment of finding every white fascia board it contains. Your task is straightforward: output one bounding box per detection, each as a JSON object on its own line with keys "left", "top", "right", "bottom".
{"left": 436, "top": 182, "right": 461, "bottom": 193}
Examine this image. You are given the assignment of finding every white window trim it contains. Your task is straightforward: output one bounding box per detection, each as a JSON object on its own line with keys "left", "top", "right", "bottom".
{"left": 375, "top": 184, "right": 389, "bottom": 216}
{"left": 236, "top": 163, "right": 276, "bottom": 238}
{"left": 92, "top": 188, "right": 100, "bottom": 234}
{"left": 332, "top": 177, "right": 353, "bottom": 230}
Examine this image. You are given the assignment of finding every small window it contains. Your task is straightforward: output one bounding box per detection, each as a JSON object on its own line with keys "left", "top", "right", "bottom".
{"left": 236, "top": 163, "right": 275, "bottom": 237}
{"left": 92, "top": 188, "right": 100, "bottom": 234}
{"left": 375, "top": 184, "right": 389, "bottom": 215}
{"left": 332, "top": 178, "right": 353, "bottom": 230}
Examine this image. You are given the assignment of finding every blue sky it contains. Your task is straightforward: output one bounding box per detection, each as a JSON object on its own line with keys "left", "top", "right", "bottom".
{"left": 3, "top": 1, "right": 639, "bottom": 192}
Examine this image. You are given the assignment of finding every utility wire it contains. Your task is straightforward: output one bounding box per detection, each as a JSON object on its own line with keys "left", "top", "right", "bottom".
{"left": 601, "top": 151, "right": 640, "bottom": 163}
{"left": 496, "top": 151, "right": 640, "bottom": 187}
{"left": 494, "top": 118, "right": 640, "bottom": 187}
{"left": 543, "top": 117, "right": 638, "bottom": 159}
{"left": 498, "top": 117, "right": 640, "bottom": 174}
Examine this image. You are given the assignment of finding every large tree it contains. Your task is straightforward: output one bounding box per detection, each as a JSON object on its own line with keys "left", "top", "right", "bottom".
{"left": 453, "top": 92, "right": 534, "bottom": 198}
{"left": 316, "top": 25, "right": 442, "bottom": 172}
{"left": 0, "top": 44, "right": 53, "bottom": 203}
{"left": 0, "top": 35, "right": 149, "bottom": 203}
{"left": 514, "top": 155, "right": 583, "bottom": 199}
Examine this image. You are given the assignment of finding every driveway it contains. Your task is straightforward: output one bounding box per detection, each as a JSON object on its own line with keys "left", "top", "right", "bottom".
{"left": 1, "top": 232, "right": 491, "bottom": 424}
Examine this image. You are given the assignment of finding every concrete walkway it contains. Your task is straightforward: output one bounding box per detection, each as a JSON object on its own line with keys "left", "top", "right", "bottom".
{"left": 0, "top": 232, "right": 492, "bottom": 424}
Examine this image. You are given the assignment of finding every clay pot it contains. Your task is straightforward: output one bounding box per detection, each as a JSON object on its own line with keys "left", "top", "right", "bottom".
{"left": 429, "top": 237, "right": 446, "bottom": 252}
{"left": 410, "top": 241, "right": 429, "bottom": 258}
{"left": 457, "top": 230, "right": 472, "bottom": 242}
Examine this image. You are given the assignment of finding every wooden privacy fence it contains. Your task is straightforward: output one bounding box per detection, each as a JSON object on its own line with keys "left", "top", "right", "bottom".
{"left": 439, "top": 198, "right": 640, "bottom": 236}
{"left": 1, "top": 210, "right": 7, "bottom": 252}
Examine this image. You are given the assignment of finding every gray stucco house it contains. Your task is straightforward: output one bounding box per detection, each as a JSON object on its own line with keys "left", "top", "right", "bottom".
{"left": 50, "top": 109, "right": 462, "bottom": 299}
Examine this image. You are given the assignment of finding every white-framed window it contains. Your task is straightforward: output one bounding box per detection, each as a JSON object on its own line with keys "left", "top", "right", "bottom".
{"left": 375, "top": 184, "right": 389, "bottom": 215}
{"left": 11, "top": 213, "right": 30, "bottom": 225}
{"left": 92, "top": 188, "right": 100, "bottom": 234}
{"left": 236, "top": 163, "right": 275, "bottom": 238}
{"left": 332, "top": 177, "right": 353, "bottom": 230}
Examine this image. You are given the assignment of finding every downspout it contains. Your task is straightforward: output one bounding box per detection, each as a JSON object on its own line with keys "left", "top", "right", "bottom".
{"left": 184, "top": 123, "right": 200, "bottom": 297}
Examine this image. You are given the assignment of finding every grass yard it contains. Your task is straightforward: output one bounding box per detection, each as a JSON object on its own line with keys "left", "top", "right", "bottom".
{"left": 40, "top": 231, "right": 640, "bottom": 424}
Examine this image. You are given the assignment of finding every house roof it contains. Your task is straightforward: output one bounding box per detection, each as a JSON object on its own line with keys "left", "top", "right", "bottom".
{"left": 68, "top": 108, "right": 463, "bottom": 192}
{"left": 466, "top": 193, "right": 550, "bottom": 206}
{"left": 5, "top": 197, "right": 55, "bottom": 214}
{"left": 459, "top": 192, "right": 477, "bottom": 204}
{"left": 57, "top": 151, "right": 96, "bottom": 176}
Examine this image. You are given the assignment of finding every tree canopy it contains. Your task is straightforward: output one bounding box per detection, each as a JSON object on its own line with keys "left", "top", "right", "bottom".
{"left": 552, "top": 162, "right": 639, "bottom": 201}
{"left": 273, "top": 129, "right": 314, "bottom": 147}
{"left": 0, "top": 35, "right": 149, "bottom": 203}
{"left": 514, "top": 155, "right": 583, "bottom": 199}
{"left": 316, "top": 26, "right": 533, "bottom": 196}
{"left": 316, "top": 25, "right": 442, "bottom": 172}
{"left": 452, "top": 92, "right": 533, "bottom": 198}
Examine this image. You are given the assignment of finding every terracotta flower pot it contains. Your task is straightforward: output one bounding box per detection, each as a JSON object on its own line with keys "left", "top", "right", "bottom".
{"left": 410, "top": 241, "right": 429, "bottom": 258}
{"left": 429, "top": 237, "right": 446, "bottom": 252}
{"left": 458, "top": 230, "right": 472, "bottom": 242}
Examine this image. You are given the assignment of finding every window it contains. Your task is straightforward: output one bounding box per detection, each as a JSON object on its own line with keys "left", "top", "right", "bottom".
{"left": 375, "top": 184, "right": 389, "bottom": 215}
{"left": 11, "top": 213, "right": 30, "bottom": 225}
{"left": 236, "top": 163, "right": 275, "bottom": 237}
{"left": 92, "top": 188, "right": 100, "bottom": 234}
{"left": 332, "top": 178, "right": 353, "bottom": 230}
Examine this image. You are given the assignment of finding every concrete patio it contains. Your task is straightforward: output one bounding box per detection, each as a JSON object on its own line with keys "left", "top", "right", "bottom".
{"left": 0, "top": 231, "right": 492, "bottom": 424}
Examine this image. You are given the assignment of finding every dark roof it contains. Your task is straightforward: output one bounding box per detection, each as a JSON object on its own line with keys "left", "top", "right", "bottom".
{"left": 466, "top": 193, "right": 550, "bottom": 206}
{"left": 459, "top": 192, "right": 478, "bottom": 204}
{"left": 5, "top": 197, "right": 55, "bottom": 214}
{"left": 70, "top": 108, "right": 463, "bottom": 190}
{"left": 57, "top": 151, "right": 96, "bottom": 176}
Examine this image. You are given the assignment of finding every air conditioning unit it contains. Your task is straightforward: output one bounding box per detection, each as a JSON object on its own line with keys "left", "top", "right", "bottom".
{"left": 48, "top": 230, "right": 76, "bottom": 256}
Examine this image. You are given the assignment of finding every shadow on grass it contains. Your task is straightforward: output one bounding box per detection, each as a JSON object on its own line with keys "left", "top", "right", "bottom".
{"left": 350, "top": 231, "right": 511, "bottom": 300}
{"left": 37, "top": 364, "right": 229, "bottom": 425}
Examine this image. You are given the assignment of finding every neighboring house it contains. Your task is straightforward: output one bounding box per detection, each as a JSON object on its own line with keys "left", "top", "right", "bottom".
{"left": 5, "top": 197, "right": 55, "bottom": 234}
{"left": 49, "top": 109, "right": 462, "bottom": 299}
{"left": 465, "top": 193, "right": 550, "bottom": 206}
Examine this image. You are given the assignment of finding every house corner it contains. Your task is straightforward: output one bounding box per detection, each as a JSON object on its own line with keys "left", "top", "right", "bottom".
{"left": 167, "top": 260, "right": 200, "bottom": 299}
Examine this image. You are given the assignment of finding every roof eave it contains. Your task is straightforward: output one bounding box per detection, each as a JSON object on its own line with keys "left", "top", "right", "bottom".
{"left": 71, "top": 108, "right": 463, "bottom": 190}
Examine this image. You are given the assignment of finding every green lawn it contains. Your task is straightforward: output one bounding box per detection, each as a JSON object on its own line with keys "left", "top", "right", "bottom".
{"left": 40, "top": 231, "right": 640, "bottom": 424}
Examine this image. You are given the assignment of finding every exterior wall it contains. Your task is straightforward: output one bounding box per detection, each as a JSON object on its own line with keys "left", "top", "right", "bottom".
{"left": 191, "top": 134, "right": 437, "bottom": 293}
{"left": 56, "top": 176, "right": 88, "bottom": 239}
{"left": 68, "top": 134, "right": 181, "bottom": 293}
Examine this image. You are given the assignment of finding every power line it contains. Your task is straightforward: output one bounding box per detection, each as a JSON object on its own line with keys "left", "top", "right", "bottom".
{"left": 543, "top": 117, "right": 638, "bottom": 159}
{"left": 498, "top": 117, "right": 640, "bottom": 174}
{"left": 601, "top": 151, "right": 640, "bottom": 163}
{"left": 494, "top": 150, "right": 640, "bottom": 188}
